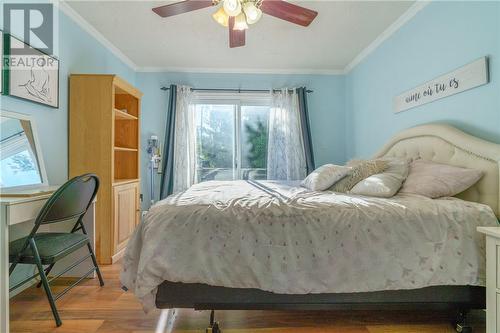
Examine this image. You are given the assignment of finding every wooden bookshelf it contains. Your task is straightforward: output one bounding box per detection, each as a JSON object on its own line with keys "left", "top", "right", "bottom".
{"left": 69, "top": 74, "right": 142, "bottom": 264}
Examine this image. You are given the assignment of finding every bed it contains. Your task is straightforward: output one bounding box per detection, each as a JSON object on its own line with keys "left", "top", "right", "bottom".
{"left": 121, "top": 124, "right": 500, "bottom": 331}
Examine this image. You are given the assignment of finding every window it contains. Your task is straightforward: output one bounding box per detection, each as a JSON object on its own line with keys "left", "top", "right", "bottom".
{"left": 193, "top": 93, "right": 271, "bottom": 183}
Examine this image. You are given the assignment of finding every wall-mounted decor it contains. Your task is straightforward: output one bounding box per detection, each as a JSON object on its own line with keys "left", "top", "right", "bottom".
{"left": 394, "top": 57, "right": 489, "bottom": 113}
{"left": 5, "top": 34, "right": 59, "bottom": 108}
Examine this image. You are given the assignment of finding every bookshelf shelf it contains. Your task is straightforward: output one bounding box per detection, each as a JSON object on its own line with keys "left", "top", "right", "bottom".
{"left": 113, "top": 178, "right": 139, "bottom": 186}
{"left": 114, "top": 146, "right": 138, "bottom": 152}
{"left": 114, "top": 108, "right": 138, "bottom": 120}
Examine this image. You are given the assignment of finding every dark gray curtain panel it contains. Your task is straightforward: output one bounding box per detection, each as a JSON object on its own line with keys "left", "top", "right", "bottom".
{"left": 297, "top": 87, "right": 315, "bottom": 174}
{"left": 159, "top": 84, "right": 177, "bottom": 199}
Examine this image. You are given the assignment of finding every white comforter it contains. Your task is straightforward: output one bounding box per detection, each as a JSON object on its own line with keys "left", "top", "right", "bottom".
{"left": 121, "top": 180, "right": 498, "bottom": 311}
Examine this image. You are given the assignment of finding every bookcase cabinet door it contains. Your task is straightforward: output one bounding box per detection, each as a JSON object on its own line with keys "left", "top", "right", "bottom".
{"left": 113, "top": 182, "right": 139, "bottom": 254}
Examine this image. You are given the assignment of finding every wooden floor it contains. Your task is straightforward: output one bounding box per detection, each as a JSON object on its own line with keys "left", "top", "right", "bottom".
{"left": 10, "top": 262, "right": 486, "bottom": 333}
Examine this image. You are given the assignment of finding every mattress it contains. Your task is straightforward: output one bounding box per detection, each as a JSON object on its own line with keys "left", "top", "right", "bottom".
{"left": 120, "top": 180, "right": 498, "bottom": 311}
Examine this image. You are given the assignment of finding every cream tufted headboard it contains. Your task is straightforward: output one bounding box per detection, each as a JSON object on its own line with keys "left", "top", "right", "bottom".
{"left": 374, "top": 123, "right": 500, "bottom": 218}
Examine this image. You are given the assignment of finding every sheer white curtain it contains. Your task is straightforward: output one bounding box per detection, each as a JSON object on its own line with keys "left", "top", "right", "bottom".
{"left": 267, "top": 89, "right": 307, "bottom": 180}
{"left": 172, "top": 86, "right": 197, "bottom": 193}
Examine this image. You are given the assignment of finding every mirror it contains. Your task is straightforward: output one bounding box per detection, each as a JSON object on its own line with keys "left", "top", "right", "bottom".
{"left": 0, "top": 111, "right": 46, "bottom": 189}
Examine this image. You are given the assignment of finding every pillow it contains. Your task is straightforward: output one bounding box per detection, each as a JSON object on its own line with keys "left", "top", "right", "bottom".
{"left": 329, "top": 159, "right": 388, "bottom": 193}
{"left": 301, "top": 164, "right": 352, "bottom": 191}
{"left": 350, "top": 158, "right": 410, "bottom": 198}
{"left": 399, "top": 159, "right": 483, "bottom": 198}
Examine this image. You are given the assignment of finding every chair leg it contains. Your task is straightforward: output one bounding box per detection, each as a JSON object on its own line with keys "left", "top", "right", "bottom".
{"left": 37, "top": 263, "right": 55, "bottom": 288}
{"left": 30, "top": 239, "right": 62, "bottom": 327}
{"left": 87, "top": 243, "right": 104, "bottom": 287}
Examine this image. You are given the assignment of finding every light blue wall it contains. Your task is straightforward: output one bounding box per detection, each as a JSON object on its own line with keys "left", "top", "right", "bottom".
{"left": 136, "top": 72, "right": 345, "bottom": 206}
{"left": 345, "top": 1, "right": 500, "bottom": 159}
{"left": 0, "top": 9, "right": 136, "bottom": 186}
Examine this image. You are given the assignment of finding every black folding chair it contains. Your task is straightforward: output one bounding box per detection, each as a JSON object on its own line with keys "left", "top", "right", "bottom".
{"left": 9, "top": 173, "right": 104, "bottom": 327}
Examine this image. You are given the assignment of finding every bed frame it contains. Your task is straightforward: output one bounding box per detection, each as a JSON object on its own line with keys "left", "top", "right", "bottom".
{"left": 155, "top": 123, "right": 500, "bottom": 332}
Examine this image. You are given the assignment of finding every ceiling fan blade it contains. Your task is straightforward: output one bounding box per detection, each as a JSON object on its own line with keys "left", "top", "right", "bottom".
{"left": 260, "top": 0, "right": 318, "bottom": 27}
{"left": 152, "top": 0, "right": 214, "bottom": 18}
{"left": 229, "top": 17, "right": 246, "bottom": 48}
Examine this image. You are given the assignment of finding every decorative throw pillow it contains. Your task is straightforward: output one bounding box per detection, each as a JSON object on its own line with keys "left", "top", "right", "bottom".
{"left": 301, "top": 164, "right": 352, "bottom": 191}
{"left": 399, "top": 159, "right": 483, "bottom": 198}
{"left": 350, "top": 158, "right": 410, "bottom": 198}
{"left": 329, "top": 159, "right": 388, "bottom": 193}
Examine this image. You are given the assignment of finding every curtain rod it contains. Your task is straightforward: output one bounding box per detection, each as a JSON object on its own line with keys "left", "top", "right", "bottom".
{"left": 160, "top": 87, "right": 313, "bottom": 93}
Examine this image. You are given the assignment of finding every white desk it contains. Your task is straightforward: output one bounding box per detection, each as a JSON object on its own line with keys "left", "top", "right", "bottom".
{"left": 0, "top": 194, "right": 96, "bottom": 333}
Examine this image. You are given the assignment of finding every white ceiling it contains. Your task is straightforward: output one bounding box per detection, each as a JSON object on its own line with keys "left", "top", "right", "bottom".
{"left": 64, "top": 0, "right": 415, "bottom": 73}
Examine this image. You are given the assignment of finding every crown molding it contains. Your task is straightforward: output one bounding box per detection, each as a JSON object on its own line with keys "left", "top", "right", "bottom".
{"left": 55, "top": 0, "right": 138, "bottom": 71}
{"left": 54, "top": 0, "right": 429, "bottom": 76}
{"left": 137, "top": 66, "right": 346, "bottom": 75}
{"left": 343, "top": 0, "right": 431, "bottom": 74}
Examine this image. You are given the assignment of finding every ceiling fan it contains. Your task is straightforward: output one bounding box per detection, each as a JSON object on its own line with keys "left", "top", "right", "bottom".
{"left": 152, "top": 0, "right": 318, "bottom": 48}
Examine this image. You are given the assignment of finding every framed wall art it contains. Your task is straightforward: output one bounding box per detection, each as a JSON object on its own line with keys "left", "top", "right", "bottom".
{"left": 5, "top": 34, "right": 59, "bottom": 108}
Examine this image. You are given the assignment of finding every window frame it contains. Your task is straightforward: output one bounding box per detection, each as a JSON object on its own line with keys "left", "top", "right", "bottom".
{"left": 192, "top": 91, "right": 271, "bottom": 181}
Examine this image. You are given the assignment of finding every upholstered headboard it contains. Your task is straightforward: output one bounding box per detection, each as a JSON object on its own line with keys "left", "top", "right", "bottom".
{"left": 374, "top": 124, "right": 500, "bottom": 218}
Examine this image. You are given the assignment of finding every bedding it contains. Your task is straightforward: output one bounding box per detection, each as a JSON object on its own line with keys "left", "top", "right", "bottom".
{"left": 121, "top": 180, "right": 497, "bottom": 311}
{"left": 400, "top": 160, "right": 484, "bottom": 198}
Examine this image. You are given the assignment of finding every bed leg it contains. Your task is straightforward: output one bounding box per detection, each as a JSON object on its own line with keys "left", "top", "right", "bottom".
{"left": 206, "top": 310, "right": 222, "bottom": 333}
{"left": 453, "top": 309, "right": 472, "bottom": 333}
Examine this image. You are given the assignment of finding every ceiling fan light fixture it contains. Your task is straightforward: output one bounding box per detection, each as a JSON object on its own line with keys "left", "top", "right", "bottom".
{"left": 223, "top": 0, "right": 242, "bottom": 16}
{"left": 151, "top": 0, "right": 319, "bottom": 49}
{"left": 233, "top": 12, "right": 249, "bottom": 30}
{"left": 242, "top": 2, "right": 262, "bottom": 24}
{"left": 212, "top": 6, "right": 229, "bottom": 27}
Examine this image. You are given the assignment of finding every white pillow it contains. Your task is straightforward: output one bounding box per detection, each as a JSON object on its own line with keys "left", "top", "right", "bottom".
{"left": 329, "top": 159, "right": 389, "bottom": 193}
{"left": 349, "top": 158, "right": 409, "bottom": 198}
{"left": 301, "top": 164, "right": 351, "bottom": 191}
{"left": 399, "top": 159, "right": 483, "bottom": 198}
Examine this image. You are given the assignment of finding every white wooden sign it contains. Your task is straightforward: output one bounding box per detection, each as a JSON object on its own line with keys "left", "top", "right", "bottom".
{"left": 394, "top": 57, "right": 489, "bottom": 113}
